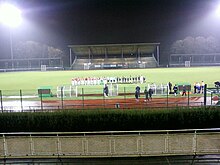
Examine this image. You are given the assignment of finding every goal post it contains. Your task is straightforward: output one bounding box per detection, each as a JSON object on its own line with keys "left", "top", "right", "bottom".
{"left": 185, "top": 61, "right": 190, "bottom": 67}
{"left": 147, "top": 83, "right": 168, "bottom": 95}
{"left": 108, "top": 83, "right": 118, "bottom": 96}
{"left": 41, "top": 65, "right": 47, "bottom": 71}
{"left": 57, "top": 85, "right": 78, "bottom": 98}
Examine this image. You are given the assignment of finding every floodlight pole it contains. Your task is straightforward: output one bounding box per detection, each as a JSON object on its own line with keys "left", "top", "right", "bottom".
{"left": 69, "top": 47, "right": 72, "bottom": 67}
{"left": 9, "top": 29, "right": 14, "bottom": 69}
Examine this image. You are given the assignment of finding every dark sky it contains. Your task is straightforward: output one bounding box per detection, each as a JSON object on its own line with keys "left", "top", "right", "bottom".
{"left": 1, "top": 0, "right": 220, "bottom": 63}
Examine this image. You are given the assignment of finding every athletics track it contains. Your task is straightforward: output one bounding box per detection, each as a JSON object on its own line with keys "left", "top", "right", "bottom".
{"left": 2, "top": 96, "right": 218, "bottom": 111}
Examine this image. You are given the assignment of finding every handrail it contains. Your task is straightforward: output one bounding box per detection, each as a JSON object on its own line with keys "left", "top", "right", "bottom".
{"left": 1, "top": 128, "right": 220, "bottom": 159}
{"left": 2, "top": 128, "right": 220, "bottom": 136}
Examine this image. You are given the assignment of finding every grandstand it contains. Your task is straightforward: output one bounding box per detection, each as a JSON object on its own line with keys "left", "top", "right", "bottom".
{"left": 169, "top": 53, "right": 220, "bottom": 67}
{"left": 68, "top": 43, "right": 160, "bottom": 70}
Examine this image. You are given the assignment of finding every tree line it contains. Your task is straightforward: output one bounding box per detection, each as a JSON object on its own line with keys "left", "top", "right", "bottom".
{"left": 13, "top": 36, "right": 220, "bottom": 60}
{"left": 14, "top": 41, "right": 64, "bottom": 59}
{"left": 170, "top": 36, "right": 220, "bottom": 54}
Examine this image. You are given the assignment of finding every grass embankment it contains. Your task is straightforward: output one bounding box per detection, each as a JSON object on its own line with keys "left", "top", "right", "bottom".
{"left": 0, "top": 107, "right": 220, "bottom": 132}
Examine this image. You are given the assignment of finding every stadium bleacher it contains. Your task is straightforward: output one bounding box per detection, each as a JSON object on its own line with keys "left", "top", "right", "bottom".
{"left": 68, "top": 43, "right": 160, "bottom": 70}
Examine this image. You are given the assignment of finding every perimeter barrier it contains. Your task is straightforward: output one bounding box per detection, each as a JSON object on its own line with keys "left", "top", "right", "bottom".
{"left": 1, "top": 129, "right": 220, "bottom": 159}
{"left": 0, "top": 85, "right": 216, "bottom": 112}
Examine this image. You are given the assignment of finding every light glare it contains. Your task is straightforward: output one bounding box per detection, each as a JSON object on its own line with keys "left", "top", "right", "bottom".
{"left": 0, "top": 3, "right": 22, "bottom": 28}
{"left": 216, "top": 4, "right": 220, "bottom": 17}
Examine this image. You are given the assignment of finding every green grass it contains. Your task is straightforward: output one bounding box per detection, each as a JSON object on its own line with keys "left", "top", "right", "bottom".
{"left": 0, "top": 67, "right": 219, "bottom": 95}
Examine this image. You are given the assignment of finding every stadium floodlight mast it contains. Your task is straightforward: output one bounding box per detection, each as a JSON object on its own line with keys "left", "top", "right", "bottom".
{"left": 0, "top": 3, "right": 22, "bottom": 68}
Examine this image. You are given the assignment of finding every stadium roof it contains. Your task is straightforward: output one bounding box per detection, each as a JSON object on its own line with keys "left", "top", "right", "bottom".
{"left": 68, "top": 43, "right": 160, "bottom": 56}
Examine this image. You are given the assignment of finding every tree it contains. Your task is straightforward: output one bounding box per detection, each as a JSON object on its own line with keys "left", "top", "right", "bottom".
{"left": 48, "top": 46, "right": 63, "bottom": 58}
{"left": 170, "top": 36, "right": 220, "bottom": 54}
{"left": 182, "top": 36, "right": 195, "bottom": 54}
{"left": 170, "top": 40, "right": 184, "bottom": 54}
{"left": 14, "top": 41, "right": 64, "bottom": 59}
{"left": 194, "top": 36, "right": 206, "bottom": 53}
{"left": 206, "top": 36, "right": 220, "bottom": 53}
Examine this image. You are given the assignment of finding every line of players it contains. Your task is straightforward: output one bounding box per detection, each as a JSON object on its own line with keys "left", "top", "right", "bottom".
{"left": 71, "top": 76, "right": 146, "bottom": 86}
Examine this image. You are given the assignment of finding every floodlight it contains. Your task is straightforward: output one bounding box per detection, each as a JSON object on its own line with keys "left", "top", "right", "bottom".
{"left": 0, "top": 3, "right": 22, "bottom": 28}
{"left": 216, "top": 4, "right": 220, "bottom": 17}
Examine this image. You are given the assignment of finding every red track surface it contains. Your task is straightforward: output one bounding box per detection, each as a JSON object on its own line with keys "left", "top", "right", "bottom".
{"left": 42, "top": 96, "right": 206, "bottom": 109}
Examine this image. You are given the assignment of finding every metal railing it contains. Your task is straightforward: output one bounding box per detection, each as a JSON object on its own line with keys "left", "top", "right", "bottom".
{"left": 0, "top": 86, "right": 209, "bottom": 112}
{"left": 1, "top": 128, "right": 220, "bottom": 159}
{"left": 2, "top": 85, "right": 220, "bottom": 112}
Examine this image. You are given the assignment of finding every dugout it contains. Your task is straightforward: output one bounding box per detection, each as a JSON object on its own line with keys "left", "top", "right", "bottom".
{"left": 68, "top": 43, "right": 160, "bottom": 70}
{"left": 176, "top": 82, "right": 191, "bottom": 91}
{"left": 38, "top": 86, "right": 53, "bottom": 97}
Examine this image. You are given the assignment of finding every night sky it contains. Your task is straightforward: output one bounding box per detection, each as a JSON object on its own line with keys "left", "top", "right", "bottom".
{"left": 1, "top": 0, "right": 220, "bottom": 63}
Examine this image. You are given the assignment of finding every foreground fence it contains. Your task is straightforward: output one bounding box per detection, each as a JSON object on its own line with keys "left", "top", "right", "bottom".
{"left": 1, "top": 129, "right": 220, "bottom": 159}
{"left": 0, "top": 86, "right": 216, "bottom": 112}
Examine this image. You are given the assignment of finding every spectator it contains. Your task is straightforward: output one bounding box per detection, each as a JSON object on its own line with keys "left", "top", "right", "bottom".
{"left": 136, "top": 85, "right": 141, "bottom": 97}
{"left": 135, "top": 90, "right": 139, "bottom": 101}
{"left": 215, "top": 81, "right": 220, "bottom": 93}
{"left": 182, "top": 85, "right": 187, "bottom": 96}
{"left": 103, "top": 84, "right": 109, "bottom": 97}
{"left": 149, "top": 88, "right": 153, "bottom": 100}
{"left": 201, "top": 81, "right": 205, "bottom": 94}
{"left": 193, "top": 82, "right": 197, "bottom": 94}
{"left": 144, "top": 87, "right": 149, "bottom": 101}
{"left": 173, "top": 84, "right": 178, "bottom": 96}
{"left": 168, "top": 82, "right": 172, "bottom": 93}
{"left": 196, "top": 82, "right": 201, "bottom": 94}
{"left": 215, "top": 81, "right": 220, "bottom": 87}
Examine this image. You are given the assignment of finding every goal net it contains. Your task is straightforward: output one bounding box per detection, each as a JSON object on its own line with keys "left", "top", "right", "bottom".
{"left": 56, "top": 85, "right": 78, "bottom": 98}
{"left": 108, "top": 84, "right": 119, "bottom": 96}
{"left": 147, "top": 83, "right": 168, "bottom": 95}
{"left": 41, "top": 65, "right": 47, "bottom": 71}
{"left": 185, "top": 61, "right": 190, "bottom": 67}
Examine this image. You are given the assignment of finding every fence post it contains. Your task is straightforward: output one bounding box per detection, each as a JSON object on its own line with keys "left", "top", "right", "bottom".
{"left": 103, "top": 88, "right": 105, "bottom": 109}
{"left": 166, "top": 86, "right": 169, "bottom": 109}
{"left": 40, "top": 90, "right": 43, "bottom": 111}
{"left": 61, "top": 87, "right": 64, "bottom": 109}
{"left": 187, "top": 88, "right": 190, "bottom": 107}
{"left": 124, "top": 87, "right": 126, "bottom": 109}
{"left": 0, "top": 90, "right": 3, "bottom": 113}
{"left": 82, "top": 88, "right": 84, "bottom": 109}
{"left": 20, "top": 89, "right": 23, "bottom": 112}
{"left": 204, "top": 84, "right": 207, "bottom": 107}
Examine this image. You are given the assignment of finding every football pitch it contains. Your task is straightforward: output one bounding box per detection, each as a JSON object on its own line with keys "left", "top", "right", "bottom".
{"left": 0, "top": 66, "right": 219, "bottom": 93}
